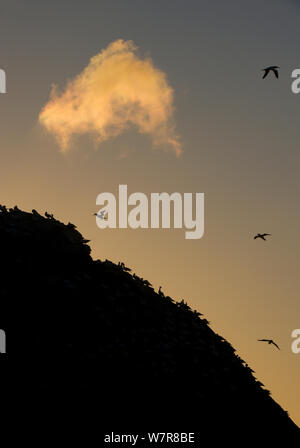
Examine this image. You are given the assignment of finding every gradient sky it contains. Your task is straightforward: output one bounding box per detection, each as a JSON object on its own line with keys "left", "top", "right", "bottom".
{"left": 1, "top": 0, "right": 299, "bottom": 425}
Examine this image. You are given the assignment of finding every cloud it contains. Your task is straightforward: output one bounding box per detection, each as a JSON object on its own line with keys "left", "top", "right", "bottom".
{"left": 39, "top": 39, "right": 182, "bottom": 156}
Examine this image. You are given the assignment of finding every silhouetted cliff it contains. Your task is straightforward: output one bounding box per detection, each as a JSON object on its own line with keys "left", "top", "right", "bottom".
{"left": 1, "top": 206, "right": 298, "bottom": 440}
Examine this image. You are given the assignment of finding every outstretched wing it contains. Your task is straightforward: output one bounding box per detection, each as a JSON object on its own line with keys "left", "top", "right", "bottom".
{"left": 254, "top": 235, "right": 259, "bottom": 239}
{"left": 271, "top": 341, "right": 280, "bottom": 350}
{"left": 273, "top": 69, "right": 279, "bottom": 78}
{"left": 262, "top": 233, "right": 271, "bottom": 237}
{"left": 262, "top": 70, "right": 269, "bottom": 79}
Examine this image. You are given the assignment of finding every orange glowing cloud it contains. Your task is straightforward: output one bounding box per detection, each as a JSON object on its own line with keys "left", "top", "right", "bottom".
{"left": 39, "top": 39, "right": 182, "bottom": 156}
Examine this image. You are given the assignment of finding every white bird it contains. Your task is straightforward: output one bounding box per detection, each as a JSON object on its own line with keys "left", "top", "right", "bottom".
{"left": 94, "top": 210, "right": 108, "bottom": 220}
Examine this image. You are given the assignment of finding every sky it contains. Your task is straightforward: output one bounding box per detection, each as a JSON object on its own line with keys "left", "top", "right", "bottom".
{"left": 0, "top": 0, "right": 299, "bottom": 426}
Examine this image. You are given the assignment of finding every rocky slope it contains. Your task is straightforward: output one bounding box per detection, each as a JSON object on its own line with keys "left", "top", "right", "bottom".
{"left": 0, "top": 205, "right": 298, "bottom": 439}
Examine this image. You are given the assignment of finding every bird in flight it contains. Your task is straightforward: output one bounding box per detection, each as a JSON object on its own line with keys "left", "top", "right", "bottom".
{"left": 258, "top": 339, "right": 280, "bottom": 350}
{"left": 94, "top": 210, "right": 108, "bottom": 220}
{"left": 254, "top": 233, "right": 271, "bottom": 241}
{"left": 262, "top": 66, "right": 279, "bottom": 79}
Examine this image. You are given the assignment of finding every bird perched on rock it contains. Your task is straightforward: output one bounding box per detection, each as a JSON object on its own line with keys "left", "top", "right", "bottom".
{"left": 67, "top": 222, "right": 77, "bottom": 229}
{"left": 262, "top": 66, "right": 279, "bottom": 79}
{"left": 258, "top": 339, "right": 280, "bottom": 350}
{"left": 158, "top": 286, "right": 164, "bottom": 297}
{"left": 254, "top": 233, "right": 271, "bottom": 241}
{"left": 142, "top": 279, "right": 152, "bottom": 287}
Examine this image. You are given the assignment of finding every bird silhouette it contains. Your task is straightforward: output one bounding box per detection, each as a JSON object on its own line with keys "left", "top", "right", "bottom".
{"left": 254, "top": 233, "right": 271, "bottom": 241}
{"left": 262, "top": 66, "right": 279, "bottom": 79}
{"left": 258, "top": 339, "right": 280, "bottom": 350}
{"left": 158, "top": 286, "right": 164, "bottom": 297}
